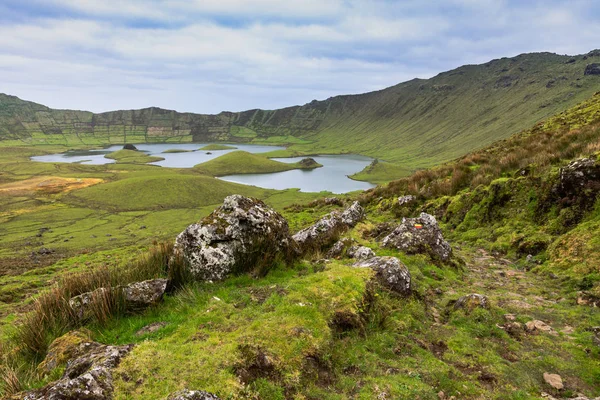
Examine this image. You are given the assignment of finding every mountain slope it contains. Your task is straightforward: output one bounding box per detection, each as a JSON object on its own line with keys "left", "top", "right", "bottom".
{"left": 2, "top": 50, "right": 600, "bottom": 172}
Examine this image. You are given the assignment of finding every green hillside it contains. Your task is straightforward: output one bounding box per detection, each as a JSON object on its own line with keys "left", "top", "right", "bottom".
{"left": 3, "top": 51, "right": 600, "bottom": 176}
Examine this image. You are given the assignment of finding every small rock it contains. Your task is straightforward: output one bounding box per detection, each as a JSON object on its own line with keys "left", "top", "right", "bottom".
{"left": 382, "top": 213, "right": 452, "bottom": 262}
{"left": 353, "top": 256, "right": 411, "bottom": 296}
{"left": 326, "top": 238, "right": 355, "bottom": 258}
{"left": 504, "top": 314, "right": 516, "bottom": 321}
{"left": 526, "top": 320, "right": 557, "bottom": 335}
{"left": 543, "top": 372, "right": 564, "bottom": 390}
{"left": 324, "top": 197, "right": 343, "bottom": 206}
{"left": 135, "top": 322, "right": 168, "bottom": 336}
{"left": 167, "top": 389, "right": 221, "bottom": 400}
{"left": 347, "top": 245, "right": 376, "bottom": 260}
{"left": 453, "top": 294, "right": 489, "bottom": 313}
{"left": 397, "top": 195, "right": 417, "bottom": 207}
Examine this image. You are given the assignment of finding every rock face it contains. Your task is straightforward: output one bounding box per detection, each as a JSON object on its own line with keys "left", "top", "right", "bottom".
{"left": 69, "top": 278, "right": 168, "bottom": 320}
{"left": 382, "top": 213, "right": 452, "bottom": 262}
{"left": 167, "top": 389, "right": 221, "bottom": 400}
{"left": 584, "top": 63, "right": 600, "bottom": 75}
{"left": 353, "top": 256, "right": 411, "bottom": 296}
{"left": 293, "top": 202, "right": 365, "bottom": 253}
{"left": 453, "top": 294, "right": 489, "bottom": 313}
{"left": 23, "top": 333, "right": 133, "bottom": 400}
{"left": 559, "top": 158, "right": 600, "bottom": 194}
{"left": 175, "top": 195, "right": 295, "bottom": 281}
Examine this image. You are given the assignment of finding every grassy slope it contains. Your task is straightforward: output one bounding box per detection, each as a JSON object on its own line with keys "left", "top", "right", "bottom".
{"left": 2, "top": 51, "right": 600, "bottom": 178}
{"left": 350, "top": 159, "right": 413, "bottom": 184}
{"left": 193, "top": 150, "right": 321, "bottom": 176}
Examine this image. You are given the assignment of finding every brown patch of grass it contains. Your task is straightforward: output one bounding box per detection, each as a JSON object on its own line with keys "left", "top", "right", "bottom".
{"left": 0, "top": 176, "right": 103, "bottom": 195}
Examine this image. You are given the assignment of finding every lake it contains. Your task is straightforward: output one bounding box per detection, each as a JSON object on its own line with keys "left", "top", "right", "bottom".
{"left": 31, "top": 144, "right": 376, "bottom": 193}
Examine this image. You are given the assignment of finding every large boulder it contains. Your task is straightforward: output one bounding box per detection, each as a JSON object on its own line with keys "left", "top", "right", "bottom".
{"left": 293, "top": 201, "right": 365, "bottom": 253}
{"left": 69, "top": 278, "right": 168, "bottom": 320}
{"left": 174, "top": 195, "right": 295, "bottom": 281}
{"left": 21, "top": 335, "right": 133, "bottom": 400}
{"left": 382, "top": 213, "right": 452, "bottom": 262}
{"left": 558, "top": 157, "right": 600, "bottom": 203}
{"left": 167, "top": 389, "right": 221, "bottom": 400}
{"left": 584, "top": 63, "right": 600, "bottom": 75}
{"left": 353, "top": 256, "right": 411, "bottom": 296}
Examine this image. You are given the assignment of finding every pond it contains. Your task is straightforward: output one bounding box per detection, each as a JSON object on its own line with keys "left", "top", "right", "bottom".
{"left": 31, "top": 144, "right": 376, "bottom": 193}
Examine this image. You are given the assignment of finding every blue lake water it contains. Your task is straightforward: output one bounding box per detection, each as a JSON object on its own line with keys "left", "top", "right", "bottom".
{"left": 31, "top": 144, "right": 376, "bottom": 193}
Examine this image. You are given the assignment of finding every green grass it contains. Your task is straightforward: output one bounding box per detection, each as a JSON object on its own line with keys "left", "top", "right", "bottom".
{"left": 193, "top": 151, "right": 321, "bottom": 176}
{"left": 104, "top": 149, "right": 165, "bottom": 164}
{"left": 198, "top": 144, "right": 237, "bottom": 151}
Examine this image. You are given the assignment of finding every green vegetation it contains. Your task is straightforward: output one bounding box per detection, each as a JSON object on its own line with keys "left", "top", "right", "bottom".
{"left": 104, "top": 149, "right": 164, "bottom": 164}
{"left": 198, "top": 144, "right": 237, "bottom": 151}
{"left": 194, "top": 151, "right": 321, "bottom": 176}
{"left": 350, "top": 159, "right": 413, "bottom": 184}
{"left": 3, "top": 51, "right": 600, "bottom": 172}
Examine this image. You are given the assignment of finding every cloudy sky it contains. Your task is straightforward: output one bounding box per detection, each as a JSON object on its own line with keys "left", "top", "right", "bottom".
{"left": 1, "top": 0, "right": 599, "bottom": 114}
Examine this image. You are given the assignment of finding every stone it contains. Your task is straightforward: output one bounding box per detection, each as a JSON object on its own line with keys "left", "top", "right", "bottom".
{"left": 525, "top": 320, "right": 556, "bottom": 335}
{"left": 167, "top": 389, "right": 221, "bottom": 400}
{"left": 37, "top": 330, "right": 92, "bottom": 375}
{"left": 69, "top": 278, "right": 168, "bottom": 320}
{"left": 577, "top": 291, "right": 600, "bottom": 307}
{"left": 584, "top": 63, "right": 600, "bottom": 76}
{"left": 397, "top": 195, "right": 416, "bottom": 207}
{"left": 557, "top": 158, "right": 600, "bottom": 207}
{"left": 326, "top": 238, "right": 355, "bottom": 258}
{"left": 324, "top": 197, "right": 343, "bottom": 206}
{"left": 382, "top": 213, "right": 452, "bottom": 262}
{"left": 453, "top": 294, "right": 490, "bottom": 313}
{"left": 135, "top": 321, "right": 168, "bottom": 336}
{"left": 353, "top": 256, "right": 411, "bottom": 296}
{"left": 543, "top": 372, "right": 564, "bottom": 390}
{"left": 293, "top": 201, "right": 365, "bottom": 253}
{"left": 23, "top": 339, "right": 133, "bottom": 399}
{"left": 175, "top": 195, "right": 295, "bottom": 281}
{"left": 123, "top": 143, "right": 138, "bottom": 150}
{"left": 347, "top": 245, "right": 376, "bottom": 260}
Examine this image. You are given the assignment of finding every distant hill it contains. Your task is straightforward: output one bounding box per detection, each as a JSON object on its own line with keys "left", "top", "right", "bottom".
{"left": 2, "top": 50, "right": 600, "bottom": 171}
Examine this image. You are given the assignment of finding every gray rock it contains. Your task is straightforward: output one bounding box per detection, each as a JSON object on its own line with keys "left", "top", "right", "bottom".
{"left": 69, "top": 279, "right": 168, "bottom": 320}
{"left": 347, "top": 245, "right": 376, "bottom": 260}
{"left": 397, "top": 195, "right": 416, "bottom": 207}
{"left": 174, "top": 195, "right": 295, "bottom": 281}
{"left": 326, "top": 238, "right": 355, "bottom": 258}
{"left": 324, "top": 197, "right": 343, "bottom": 206}
{"left": 135, "top": 321, "right": 168, "bottom": 336}
{"left": 453, "top": 294, "right": 489, "bottom": 312}
{"left": 167, "top": 389, "right": 221, "bottom": 400}
{"left": 293, "top": 202, "right": 365, "bottom": 253}
{"left": 382, "top": 213, "right": 452, "bottom": 262}
{"left": 584, "top": 63, "right": 600, "bottom": 75}
{"left": 22, "top": 340, "right": 133, "bottom": 399}
{"left": 559, "top": 158, "right": 600, "bottom": 198}
{"left": 353, "top": 256, "right": 411, "bottom": 296}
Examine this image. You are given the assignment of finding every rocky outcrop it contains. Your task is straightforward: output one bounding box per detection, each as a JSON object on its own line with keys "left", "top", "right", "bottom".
{"left": 22, "top": 333, "right": 133, "bottom": 400}
{"left": 452, "top": 294, "right": 489, "bottom": 313}
{"left": 123, "top": 143, "right": 138, "bottom": 150}
{"left": 382, "top": 213, "right": 452, "bottom": 262}
{"left": 293, "top": 202, "right": 365, "bottom": 253}
{"left": 37, "top": 330, "right": 92, "bottom": 375}
{"left": 167, "top": 389, "right": 221, "bottom": 400}
{"left": 353, "top": 256, "right": 411, "bottom": 296}
{"left": 584, "top": 63, "right": 600, "bottom": 76}
{"left": 174, "top": 195, "right": 295, "bottom": 281}
{"left": 326, "top": 238, "right": 355, "bottom": 258}
{"left": 298, "top": 158, "right": 321, "bottom": 169}
{"left": 397, "top": 195, "right": 416, "bottom": 207}
{"left": 558, "top": 158, "right": 600, "bottom": 203}
{"left": 69, "top": 278, "right": 168, "bottom": 320}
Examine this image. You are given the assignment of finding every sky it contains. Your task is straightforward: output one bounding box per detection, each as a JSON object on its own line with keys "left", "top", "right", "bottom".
{"left": 1, "top": 0, "right": 599, "bottom": 114}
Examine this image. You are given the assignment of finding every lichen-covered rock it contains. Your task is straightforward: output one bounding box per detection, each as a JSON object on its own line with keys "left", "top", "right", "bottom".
{"left": 353, "top": 256, "right": 411, "bottom": 296}
{"left": 123, "top": 278, "right": 168, "bottom": 311}
{"left": 167, "top": 389, "right": 221, "bottom": 400}
{"left": 453, "top": 294, "right": 489, "bottom": 313}
{"left": 397, "top": 195, "right": 416, "bottom": 207}
{"left": 326, "top": 238, "right": 355, "bottom": 258}
{"left": 174, "top": 195, "right": 294, "bottom": 281}
{"left": 37, "top": 330, "right": 92, "bottom": 375}
{"left": 69, "top": 279, "right": 168, "bottom": 320}
{"left": 22, "top": 340, "right": 133, "bottom": 399}
{"left": 382, "top": 213, "right": 452, "bottom": 262}
{"left": 293, "top": 202, "right": 365, "bottom": 253}
{"left": 347, "top": 245, "right": 376, "bottom": 260}
{"left": 559, "top": 158, "right": 600, "bottom": 194}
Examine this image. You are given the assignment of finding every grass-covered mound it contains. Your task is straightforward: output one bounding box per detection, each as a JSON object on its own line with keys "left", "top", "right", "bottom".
{"left": 194, "top": 151, "right": 321, "bottom": 176}
{"left": 198, "top": 144, "right": 237, "bottom": 151}
{"left": 350, "top": 159, "right": 413, "bottom": 184}
{"left": 104, "top": 149, "right": 164, "bottom": 164}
